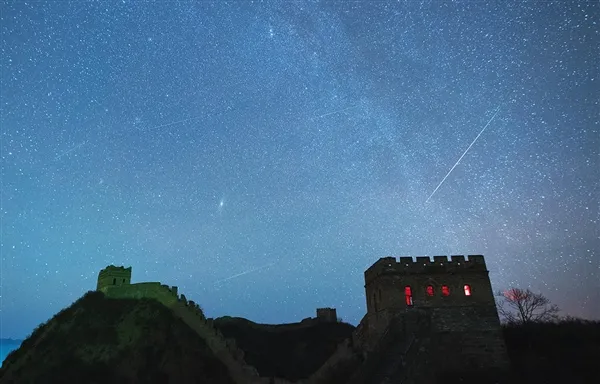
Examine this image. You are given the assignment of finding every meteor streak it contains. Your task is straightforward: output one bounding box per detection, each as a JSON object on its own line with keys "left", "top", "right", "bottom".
{"left": 313, "top": 105, "right": 359, "bottom": 119}
{"left": 214, "top": 262, "right": 275, "bottom": 285}
{"left": 141, "top": 115, "right": 204, "bottom": 132}
{"left": 425, "top": 105, "right": 501, "bottom": 203}
{"left": 54, "top": 141, "right": 88, "bottom": 161}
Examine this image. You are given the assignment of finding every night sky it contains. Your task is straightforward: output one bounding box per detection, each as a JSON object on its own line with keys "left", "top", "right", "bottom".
{"left": 1, "top": 1, "right": 598, "bottom": 339}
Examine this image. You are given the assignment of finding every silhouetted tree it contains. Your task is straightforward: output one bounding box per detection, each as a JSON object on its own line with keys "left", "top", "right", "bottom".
{"left": 496, "top": 288, "right": 560, "bottom": 324}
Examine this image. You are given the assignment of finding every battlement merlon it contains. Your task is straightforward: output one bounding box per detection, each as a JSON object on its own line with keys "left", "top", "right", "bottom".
{"left": 97, "top": 265, "right": 133, "bottom": 291}
{"left": 98, "top": 265, "right": 132, "bottom": 276}
{"left": 364, "top": 255, "right": 487, "bottom": 285}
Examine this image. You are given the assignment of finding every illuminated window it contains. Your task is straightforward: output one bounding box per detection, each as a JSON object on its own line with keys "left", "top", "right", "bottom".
{"left": 442, "top": 285, "right": 450, "bottom": 296}
{"left": 405, "top": 286, "right": 413, "bottom": 306}
{"left": 426, "top": 285, "right": 434, "bottom": 296}
{"left": 464, "top": 284, "right": 472, "bottom": 296}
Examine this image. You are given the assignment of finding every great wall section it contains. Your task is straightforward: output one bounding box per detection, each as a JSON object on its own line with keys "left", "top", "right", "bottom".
{"left": 97, "top": 280, "right": 354, "bottom": 384}
{"left": 97, "top": 272, "right": 264, "bottom": 383}
{"left": 97, "top": 254, "right": 510, "bottom": 384}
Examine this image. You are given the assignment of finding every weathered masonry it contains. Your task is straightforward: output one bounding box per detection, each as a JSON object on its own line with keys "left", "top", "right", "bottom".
{"left": 352, "top": 255, "right": 510, "bottom": 379}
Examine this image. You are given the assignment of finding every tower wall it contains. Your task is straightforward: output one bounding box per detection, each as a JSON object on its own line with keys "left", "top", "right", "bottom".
{"left": 365, "top": 255, "right": 494, "bottom": 314}
{"left": 362, "top": 255, "right": 509, "bottom": 375}
{"left": 97, "top": 265, "right": 132, "bottom": 293}
{"left": 316, "top": 307, "right": 337, "bottom": 322}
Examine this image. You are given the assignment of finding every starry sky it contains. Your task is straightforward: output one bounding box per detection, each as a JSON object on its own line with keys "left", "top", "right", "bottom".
{"left": 1, "top": 1, "right": 598, "bottom": 339}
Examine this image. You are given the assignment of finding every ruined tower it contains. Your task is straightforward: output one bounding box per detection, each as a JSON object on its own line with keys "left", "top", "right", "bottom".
{"left": 97, "top": 265, "right": 132, "bottom": 293}
{"left": 316, "top": 307, "right": 337, "bottom": 322}
{"left": 360, "top": 255, "right": 509, "bottom": 376}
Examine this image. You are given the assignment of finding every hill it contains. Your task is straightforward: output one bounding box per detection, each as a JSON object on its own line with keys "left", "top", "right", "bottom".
{"left": 213, "top": 316, "right": 355, "bottom": 381}
{"left": 2, "top": 288, "right": 598, "bottom": 384}
{"left": 0, "top": 291, "right": 234, "bottom": 384}
{"left": 0, "top": 339, "right": 22, "bottom": 368}
{"left": 503, "top": 319, "right": 600, "bottom": 384}
{"left": 0, "top": 291, "right": 356, "bottom": 384}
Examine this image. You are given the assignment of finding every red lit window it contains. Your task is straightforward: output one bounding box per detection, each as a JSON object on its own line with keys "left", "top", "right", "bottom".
{"left": 442, "top": 285, "right": 450, "bottom": 296}
{"left": 405, "top": 286, "right": 413, "bottom": 306}
{"left": 426, "top": 285, "right": 434, "bottom": 296}
{"left": 464, "top": 284, "right": 471, "bottom": 296}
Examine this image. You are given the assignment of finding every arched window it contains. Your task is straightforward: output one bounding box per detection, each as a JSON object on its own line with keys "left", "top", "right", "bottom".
{"left": 464, "top": 284, "right": 472, "bottom": 296}
{"left": 405, "top": 286, "right": 413, "bottom": 306}
{"left": 442, "top": 285, "right": 450, "bottom": 296}
{"left": 373, "top": 293, "right": 378, "bottom": 312}
{"left": 426, "top": 285, "right": 434, "bottom": 296}
{"left": 113, "top": 278, "right": 116, "bottom": 285}
{"left": 123, "top": 278, "right": 126, "bottom": 283}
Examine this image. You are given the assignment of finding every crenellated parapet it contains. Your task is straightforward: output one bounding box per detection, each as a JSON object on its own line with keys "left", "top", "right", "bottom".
{"left": 357, "top": 254, "right": 510, "bottom": 380}
{"left": 160, "top": 284, "right": 178, "bottom": 297}
{"left": 365, "top": 255, "right": 486, "bottom": 285}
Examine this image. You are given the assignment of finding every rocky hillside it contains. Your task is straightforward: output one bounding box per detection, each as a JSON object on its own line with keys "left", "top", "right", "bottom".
{"left": 213, "top": 316, "right": 356, "bottom": 381}
{"left": 0, "top": 291, "right": 234, "bottom": 384}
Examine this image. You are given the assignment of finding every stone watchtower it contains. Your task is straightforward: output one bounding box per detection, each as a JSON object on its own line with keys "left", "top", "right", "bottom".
{"left": 362, "top": 255, "right": 509, "bottom": 374}
{"left": 316, "top": 307, "right": 337, "bottom": 322}
{"left": 97, "top": 265, "right": 132, "bottom": 293}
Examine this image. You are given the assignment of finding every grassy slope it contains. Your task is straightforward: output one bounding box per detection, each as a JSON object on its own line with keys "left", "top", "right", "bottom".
{"left": 213, "top": 316, "right": 356, "bottom": 381}
{"left": 0, "top": 291, "right": 234, "bottom": 384}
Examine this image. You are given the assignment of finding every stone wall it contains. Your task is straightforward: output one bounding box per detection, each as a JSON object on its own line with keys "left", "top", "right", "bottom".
{"left": 351, "top": 317, "right": 368, "bottom": 352}
{"left": 95, "top": 255, "right": 509, "bottom": 383}
{"left": 301, "top": 338, "right": 360, "bottom": 384}
{"left": 316, "top": 308, "right": 337, "bottom": 322}
{"left": 364, "top": 255, "right": 486, "bottom": 285}
{"left": 170, "top": 299, "right": 263, "bottom": 384}
{"left": 102, "top": 282, "right": 179, "bottom": 307}
{"left": 358, "top": 255, "right": 510, "bottom": 380}
{"left": 428, "top": 299, "right": 510, "bottom": 372}
{"left": 431, "top": 305, "right": 502, "bottom": 332}
{"left": 365, "top": 255, "right": 495, "bottom": 315}
{"left": 99, "top": 276, "right": 272, "bottom": 384}
{"left": 432, "top": 330, "right": 509, "bottom": 372}
{"left": 97, "top": 265, "right": 132, "bottom": 291}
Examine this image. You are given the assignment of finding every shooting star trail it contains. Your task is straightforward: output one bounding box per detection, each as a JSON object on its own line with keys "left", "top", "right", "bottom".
{"left": 140, "top": 115, "right": 205, "bottom": 132}
{"left": 54, "top": 140, "right": 88, "bottom": 161}
{"left": 214, "top": 262, "right": 276, "bottom": 285}
{"left": 425, "top": 105, "right": 501, "bottom": 203}
{"left": 313, "top": 105, "right": 359, "bottom": 120}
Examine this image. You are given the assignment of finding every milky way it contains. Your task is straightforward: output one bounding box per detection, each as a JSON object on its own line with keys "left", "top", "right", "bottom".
{"left": 1, "top": 1, "right": 598, "bottom": 338}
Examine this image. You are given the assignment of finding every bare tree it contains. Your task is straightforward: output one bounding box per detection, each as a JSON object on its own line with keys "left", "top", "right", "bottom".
{"left": 496, "top": 288, "right": 560, "bottom": 324}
